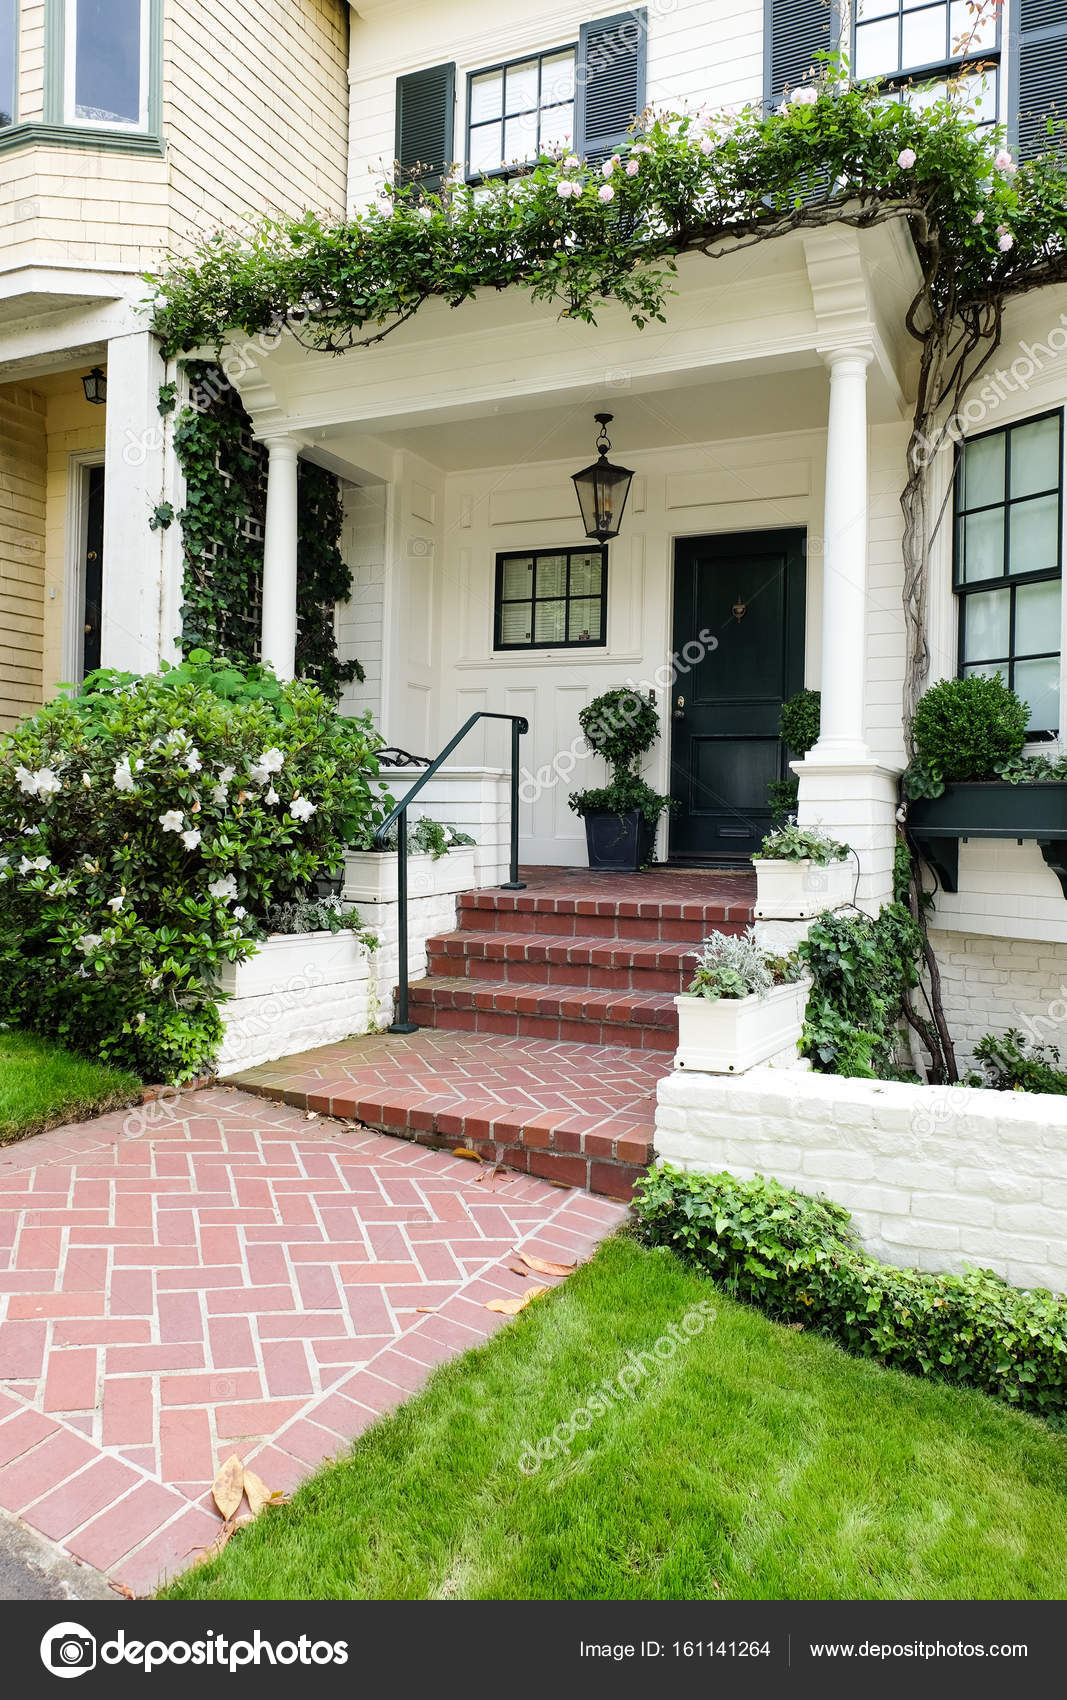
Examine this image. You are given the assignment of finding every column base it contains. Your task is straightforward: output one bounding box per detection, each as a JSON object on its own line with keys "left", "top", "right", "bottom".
{"left": 791, "top": 758, "right": 902, "bottom": 915}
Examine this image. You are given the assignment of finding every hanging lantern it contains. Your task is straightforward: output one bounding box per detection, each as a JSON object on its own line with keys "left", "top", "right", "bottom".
{"left": 571, "top": 413, "right": 634, "bottom": 543}
{"left": 81, "top": 367, "right": 107, "bottom": 405}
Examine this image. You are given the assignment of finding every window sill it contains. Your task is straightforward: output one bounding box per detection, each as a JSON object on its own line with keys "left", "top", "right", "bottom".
{"left": 0, "top": 122, "right": 164, "bottom": 156}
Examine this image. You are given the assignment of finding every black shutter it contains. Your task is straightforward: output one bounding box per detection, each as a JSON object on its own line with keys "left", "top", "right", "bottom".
{"left": 395, "top": 63, "right": 456, "bottom": 194}
{"left": 576, "top": 9, "right": 648, "bottom": 161}
{"left": 764, "top": 0, "right": 834, "bottom": 109}
{"left": 1011, "top": 0, "right": 1067, "bottom": 160}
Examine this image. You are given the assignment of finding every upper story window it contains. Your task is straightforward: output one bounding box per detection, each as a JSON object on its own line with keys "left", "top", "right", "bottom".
{"left": 954, "top": 410, "right": 1064, "bottom": 734}
{"left": 64, "top": 0, "right": 150, "bottom": 130}
{"left": 852, "top": 0, "right": 1001, "bottom": 132}
{"left": 467, "top": 48, "right": 576, "bottom": 179}
{"left": 1, "top": 0, "right": 15, "bottom": 127}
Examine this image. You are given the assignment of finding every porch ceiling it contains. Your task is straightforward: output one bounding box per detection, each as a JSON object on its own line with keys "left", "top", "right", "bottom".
{"left": 223, "top": 222, "right": 923, "bottom": 462}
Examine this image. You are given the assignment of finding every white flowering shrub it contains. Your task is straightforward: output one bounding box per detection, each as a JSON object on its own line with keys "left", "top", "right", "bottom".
{"left": 0, "top": 656, "right": 391, "bottom": 1083}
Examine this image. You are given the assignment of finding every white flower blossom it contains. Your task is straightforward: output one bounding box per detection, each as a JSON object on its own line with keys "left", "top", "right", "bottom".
{"left": 265, "top": 787, "right": 280, "bottom": 806}
{"left": 18, "top": 854, "right": 50, "bottom": 874}
{"left": 159, "top": 810, "right": 184, "bottom": 833}
{"left": 208, "top": 874, "right": 238, "bottom": 901}
{"left": 289, "top": 796, "right": 317, "bottom": 822}
{"left": 82, "top": 772, "right": 92, "bottom": 789}
{"left": 233, "top": 905, "right": 248, "bottom": 921}
{"left": 260, "top": 748, "right": 285, "bottom": 773}
{"left": 15, "top": 766, "right": 37, "bottom": 795}
{"left": 31, "top": 767, "right": 62, "bottom": 798}
{"left": 211, "top": 785, "right": 229, "bottom": 807}
{"left": 184, "top": 748, "right": 203, "bottom": 774}
{"left": 107, "top": 895, "right": 125, "bottom": 912}
{"left": 180, "top": 828, "right": 202, "bottom": 851}
{"left": 217, "top": 766, "right": 236, "bottom": 785}
{"left": 897, "top": 148, "right": 917, "bottom": 169}
{"left": 789, "top": 86, "right": 818, "bottom": 106}
{"left": 76, "top": 933, "right": 104, "bottom": 954}
{"left": 113, "top": 758, "right": 137, "bottom": 792}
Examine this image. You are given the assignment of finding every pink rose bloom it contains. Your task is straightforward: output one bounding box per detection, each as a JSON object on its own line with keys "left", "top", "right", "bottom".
{"left": 625, "top": 158, "right": 640, "bottom": 176}
{"left": 998, "top": 228, "right": 1014, "bottom": 252}
{"left": 699, "top": 135, "right": 714, "bottom": 156}
{"left": 601, "top": 158, "right": 615, "bottom": 177}
{"left": 897, "top": 148, "right": 917, "bottom": 169}
{"left": 598, "top": 184, "right": 615, "bottom": 203}
{"left": 995, "top": 148, "right": 1017, "bottom": 173}
{"left": 790, "top": 86, "right": 818, "bottom": 106}
{"left": 973, "top": 211, "right": 985, "bottom": 224}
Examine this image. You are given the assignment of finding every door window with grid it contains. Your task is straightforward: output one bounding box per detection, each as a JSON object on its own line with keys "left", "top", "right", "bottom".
{"left": 955, "top": 411, "right": 1064, "bottom": 733}
{"left": 494, "top": 547, "right": 607, "bottom": 650}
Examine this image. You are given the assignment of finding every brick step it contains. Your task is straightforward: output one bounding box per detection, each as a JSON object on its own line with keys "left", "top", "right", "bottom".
{"left": 407, "top": 976, "right": 677, "bottom": 1052}
{"left": 458, "top": 889, "right": 752, "bottom": 943}
{"left": 427, "top": 929, "right": 702, "bottom": 994}
{"left": 229, "top": 1028, "right": 665, "bottom": 1201}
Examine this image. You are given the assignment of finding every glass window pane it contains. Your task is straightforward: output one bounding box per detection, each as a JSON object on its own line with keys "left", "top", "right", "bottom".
{"left": 498, "top": 603, "right": 532, "bottom": 645}
{"left": 567, "top": 598, "right": 603, "bottom": 643}
{"left": 954, "top": 66, "right": 997, "bottom": 124}
{"left": 906, "top": 78, "right": 947, "bottom": 112}
{"left": 470, "top": 70, "right": 503, "bottom": 123}
{"left": 74, "top": 0, "right": 143, "bottom": 125}
{"left": 1014, "top": 657, "right": 1060, "bottom": 732}
{"left": 501, "top": 557, "right": 533, "bottom": 599}
{"left": 855, "top": 17, "right": 900, "bottom": 76}
{"left": 1015, "top": 580, "right": 1062, "bottom": 656}
{"left": 539, "top": 101, "right": 573, "bottom": 152}
{"left": 534, "top": 600, "right": 566, "bottom": 644}
{"left": 963, "top": 586, "right": 1010, "bottom": 661}
{"left": 960, "top": 431, "right": 1005, "bottom": 509}
{"left": 505, "top": 59, "right": 538, "bottom": 114}
{"left": 541, "top": 51, "right": 575, "bottom": 103}
{"left": 1009, "top": 493, "right": 1060, "bottom": 575}
{"left": 950, "top": 0, "right": 997, "bottom": 53}
{"left": 959, "top": 507, "right": 1005, "bottom": 581}
{"left": 469, "top": 122, "right": 503, "bottom": 174}
{"left": 1011, "top": 416, "right": 1061, "bottom": 499}
{"left": 858, "top": 0, "right": 898, "bottom": 17}
{"left": 902, "top": 5, "right": 947, "bottom": 68}
{"left": 504, "top": 110, "right": 537, "bottom": 163}
{"left": 962, "top": 660, "right": 1009, "bottom": 685}
{"left": 569, "top": 552, "right": 603, "bottom": 596}
{"left": 0, "top": 0, "right": 14, "bottom": 127}
{"left": 534, "top": 555, "right": 566, "bottom": 597}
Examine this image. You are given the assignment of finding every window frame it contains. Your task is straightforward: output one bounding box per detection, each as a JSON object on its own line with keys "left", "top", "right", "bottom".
{"left": 953, "top": 406, "right": 1065, "bottom": 733}
{"left": 464, "top": 42, "right": 578, "bottom": 184}
{"left": 850, "top": 0, "right": 1002, "bottom": 127}
{"left": 493, "top": 545, "right": 609, "bottom": 652}
{"left": 1, "top": 0, "right": 16, "bottom": 129}
{"left": 62, "top": 0, "right": 151, "bottom": 132}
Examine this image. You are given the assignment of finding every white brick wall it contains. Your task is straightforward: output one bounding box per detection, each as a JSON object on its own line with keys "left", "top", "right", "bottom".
{"left": 656, "top": 1066, "right": 1067, "bottom": 1293}
{"left": 929, "top": 927, "right": 1067, "bottom": 1072}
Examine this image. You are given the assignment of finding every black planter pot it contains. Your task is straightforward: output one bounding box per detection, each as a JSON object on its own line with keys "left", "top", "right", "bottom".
{"left": 582, "top": 808, "right": 656, "bottom": 872}
{"left": 908, "top": 781, "right": 1067, "bottom": 895}
{"left": 312, "top": 867, "right": 345, "bottom": 900}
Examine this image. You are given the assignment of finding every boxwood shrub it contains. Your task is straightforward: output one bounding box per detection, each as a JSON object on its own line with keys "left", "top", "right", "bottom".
{"left": 633, "top": 1165, "right": 1067, "bottom": 1428}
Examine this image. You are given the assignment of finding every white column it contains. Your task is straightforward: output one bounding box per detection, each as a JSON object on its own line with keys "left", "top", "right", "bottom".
{"left": 260, "top": 435, "right": 300, "bottom": 681}
{"left": 808, "top": 346, "right": 873, "bottom": 766}
{"left": 101, "top": 329, "right": 169, "bottom": 673}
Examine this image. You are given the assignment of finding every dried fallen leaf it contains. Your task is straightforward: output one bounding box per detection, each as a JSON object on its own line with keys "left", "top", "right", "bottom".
{"left": 452, "top": 1146, "right": 482, "bottom": 1163}
{"left": 508, "top": 1266, "right": 529, "bottom": 1278}
{"left": 416, "top": 1306, "right": 438, "bottom": 1313}
{"left": 517, "top": 1251, "right": 577, "bottom": 1279}
{"left": 211, "top": 1453, "right": 245, "bottom": 1520}
{"left": 109, "top": 1581, "right": 136, "bottom": 1600}
{"left": 194, "top": 1515, "right": 238, "bottom": 1566}
{"left": 477, "top": 1162, "right": 506, "bottom": 1186}
{"left": 243, "top": 1469, "right": 272, "bottom": 1518}
{"left": 484, "top": 1284, "right": 547, "bottom": 1315}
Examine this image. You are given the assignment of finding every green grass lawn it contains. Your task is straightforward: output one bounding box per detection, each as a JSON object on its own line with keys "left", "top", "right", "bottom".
{"left": 164, "top": 1235, "right": 1067, "bottom": 1602}
{"left": 0, "top": 1029, "right": 140, "bottom": 1144}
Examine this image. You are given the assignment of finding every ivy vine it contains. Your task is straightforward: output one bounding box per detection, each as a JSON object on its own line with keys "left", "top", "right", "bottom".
{"left": 171, "top": 360, "right": 364, "bottom": 702}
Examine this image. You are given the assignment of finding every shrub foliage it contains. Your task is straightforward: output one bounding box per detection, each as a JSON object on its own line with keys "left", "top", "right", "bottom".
{"left": 633, "top": 1166, "right": 1067, "bottom": 1428}
{"left": 0, "top": 657, "right": 390, "bottom": 1083}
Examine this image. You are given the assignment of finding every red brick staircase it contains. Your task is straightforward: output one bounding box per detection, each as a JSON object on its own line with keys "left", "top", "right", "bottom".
{"left": 229, "top": 869, "right": 755, "bottom": 1201}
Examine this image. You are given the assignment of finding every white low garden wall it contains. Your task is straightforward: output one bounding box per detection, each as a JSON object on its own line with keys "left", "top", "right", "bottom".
{"left": 378, "top": 765, "right": 511, "bottom": 886}
{"left": 655, "top": 1068, "right": 1067, "bottom": 1295}
{"left": 217, "top": 931, "right": 379, "bottom": 1072}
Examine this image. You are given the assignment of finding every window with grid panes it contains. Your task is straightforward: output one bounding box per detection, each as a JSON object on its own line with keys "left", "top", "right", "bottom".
{"left": 466, "top": 47, "right": 576, "bottom": 179}
{"left": 852, "top": 0, "right": 1000, "bottom": 133}
{"left": 494, "top": 547, "right": 607, "bottom": 650}
{"left": 954, "top": 411, "right": 1064, "bottom": 734}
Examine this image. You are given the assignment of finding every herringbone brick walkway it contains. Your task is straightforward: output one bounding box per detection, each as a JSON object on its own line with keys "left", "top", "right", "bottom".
{"left": 0, "top": 1088, "right": 627, "bottom": 1595}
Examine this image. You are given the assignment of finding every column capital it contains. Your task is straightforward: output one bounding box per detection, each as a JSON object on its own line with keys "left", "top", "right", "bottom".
{"left": 820, "top": 344, "right": 875, "bottom": 372}
{"left": 257, "top": 431, "right": 302, "bottom": 460}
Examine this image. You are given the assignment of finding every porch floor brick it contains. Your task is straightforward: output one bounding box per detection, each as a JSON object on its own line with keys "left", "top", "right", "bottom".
{"left": 0, "top": 1089, "right": 627, "bottom": 1595}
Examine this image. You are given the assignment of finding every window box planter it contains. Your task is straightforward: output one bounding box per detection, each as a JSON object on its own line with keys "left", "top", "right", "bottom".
{"left": 753, "top": 856, "right": 854, "bottom": 919}
{"left": 673, "top": 978, "right": 810, "bottom": 1074}
{"left": 342, "top": 847, "right": 477, "bottom": 904}
{"left": 217, "top": 929, "right": 370, "bottom": 1001}
{"left": 583, "top": 808, "right": 656, "bottom": 872}
{"left": 908, "top": 782, "right": 1067, "bottom": 895}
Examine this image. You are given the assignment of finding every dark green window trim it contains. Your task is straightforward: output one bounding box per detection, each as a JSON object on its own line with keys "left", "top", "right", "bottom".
{"left": 0, "top": 119, "right": 163, "bottom": 153}
{"left": 42, "top": 0, "right": 162, "bottom": 142}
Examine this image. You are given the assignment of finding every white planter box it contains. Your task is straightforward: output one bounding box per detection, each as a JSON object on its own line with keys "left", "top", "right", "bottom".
{"left": 754, "top": 857, "right": 855, "bottom": 920}
{"left": 342, "top": 847, "right": 476, "bottom": 904}
{"left": 218, "top": 929, "right": 370, "bottom": 1000}
{"left": 673, "top": 979, "right": 809, "bottom": 1074}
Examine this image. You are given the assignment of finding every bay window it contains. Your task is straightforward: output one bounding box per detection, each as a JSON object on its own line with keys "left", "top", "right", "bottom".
{"left": 64, "top": 0, "right": 149, "bottom": 130}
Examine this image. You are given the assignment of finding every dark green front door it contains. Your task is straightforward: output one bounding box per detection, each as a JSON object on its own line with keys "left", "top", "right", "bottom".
{"left": 669, "top": 529, "right": 806, "bottom": 862}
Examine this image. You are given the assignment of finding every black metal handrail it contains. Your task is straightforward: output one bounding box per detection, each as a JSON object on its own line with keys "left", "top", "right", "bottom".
{"left": 373, "top": 711, "right": 529, "bottom": 1034}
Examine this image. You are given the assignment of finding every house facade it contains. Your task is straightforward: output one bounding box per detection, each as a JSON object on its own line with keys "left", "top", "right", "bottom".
{"left": 4, "top": 0, "right": 1067, "bottom": 1066}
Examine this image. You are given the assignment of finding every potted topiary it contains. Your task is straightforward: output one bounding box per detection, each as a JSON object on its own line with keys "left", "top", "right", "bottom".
{"left": 568, "top": 687, "right": 674, "bottom": 871}
{"left": 767, "top": 688, "right": 821, "bottom": 824}
{"left": 752, "top": 821, "right": 854, "bottom": 919}
{"left": 904, "top": 675, "right": 1067, "bottom": 893}
{"left": 674, "top": 927, "right": 808, "bottom": 1073}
